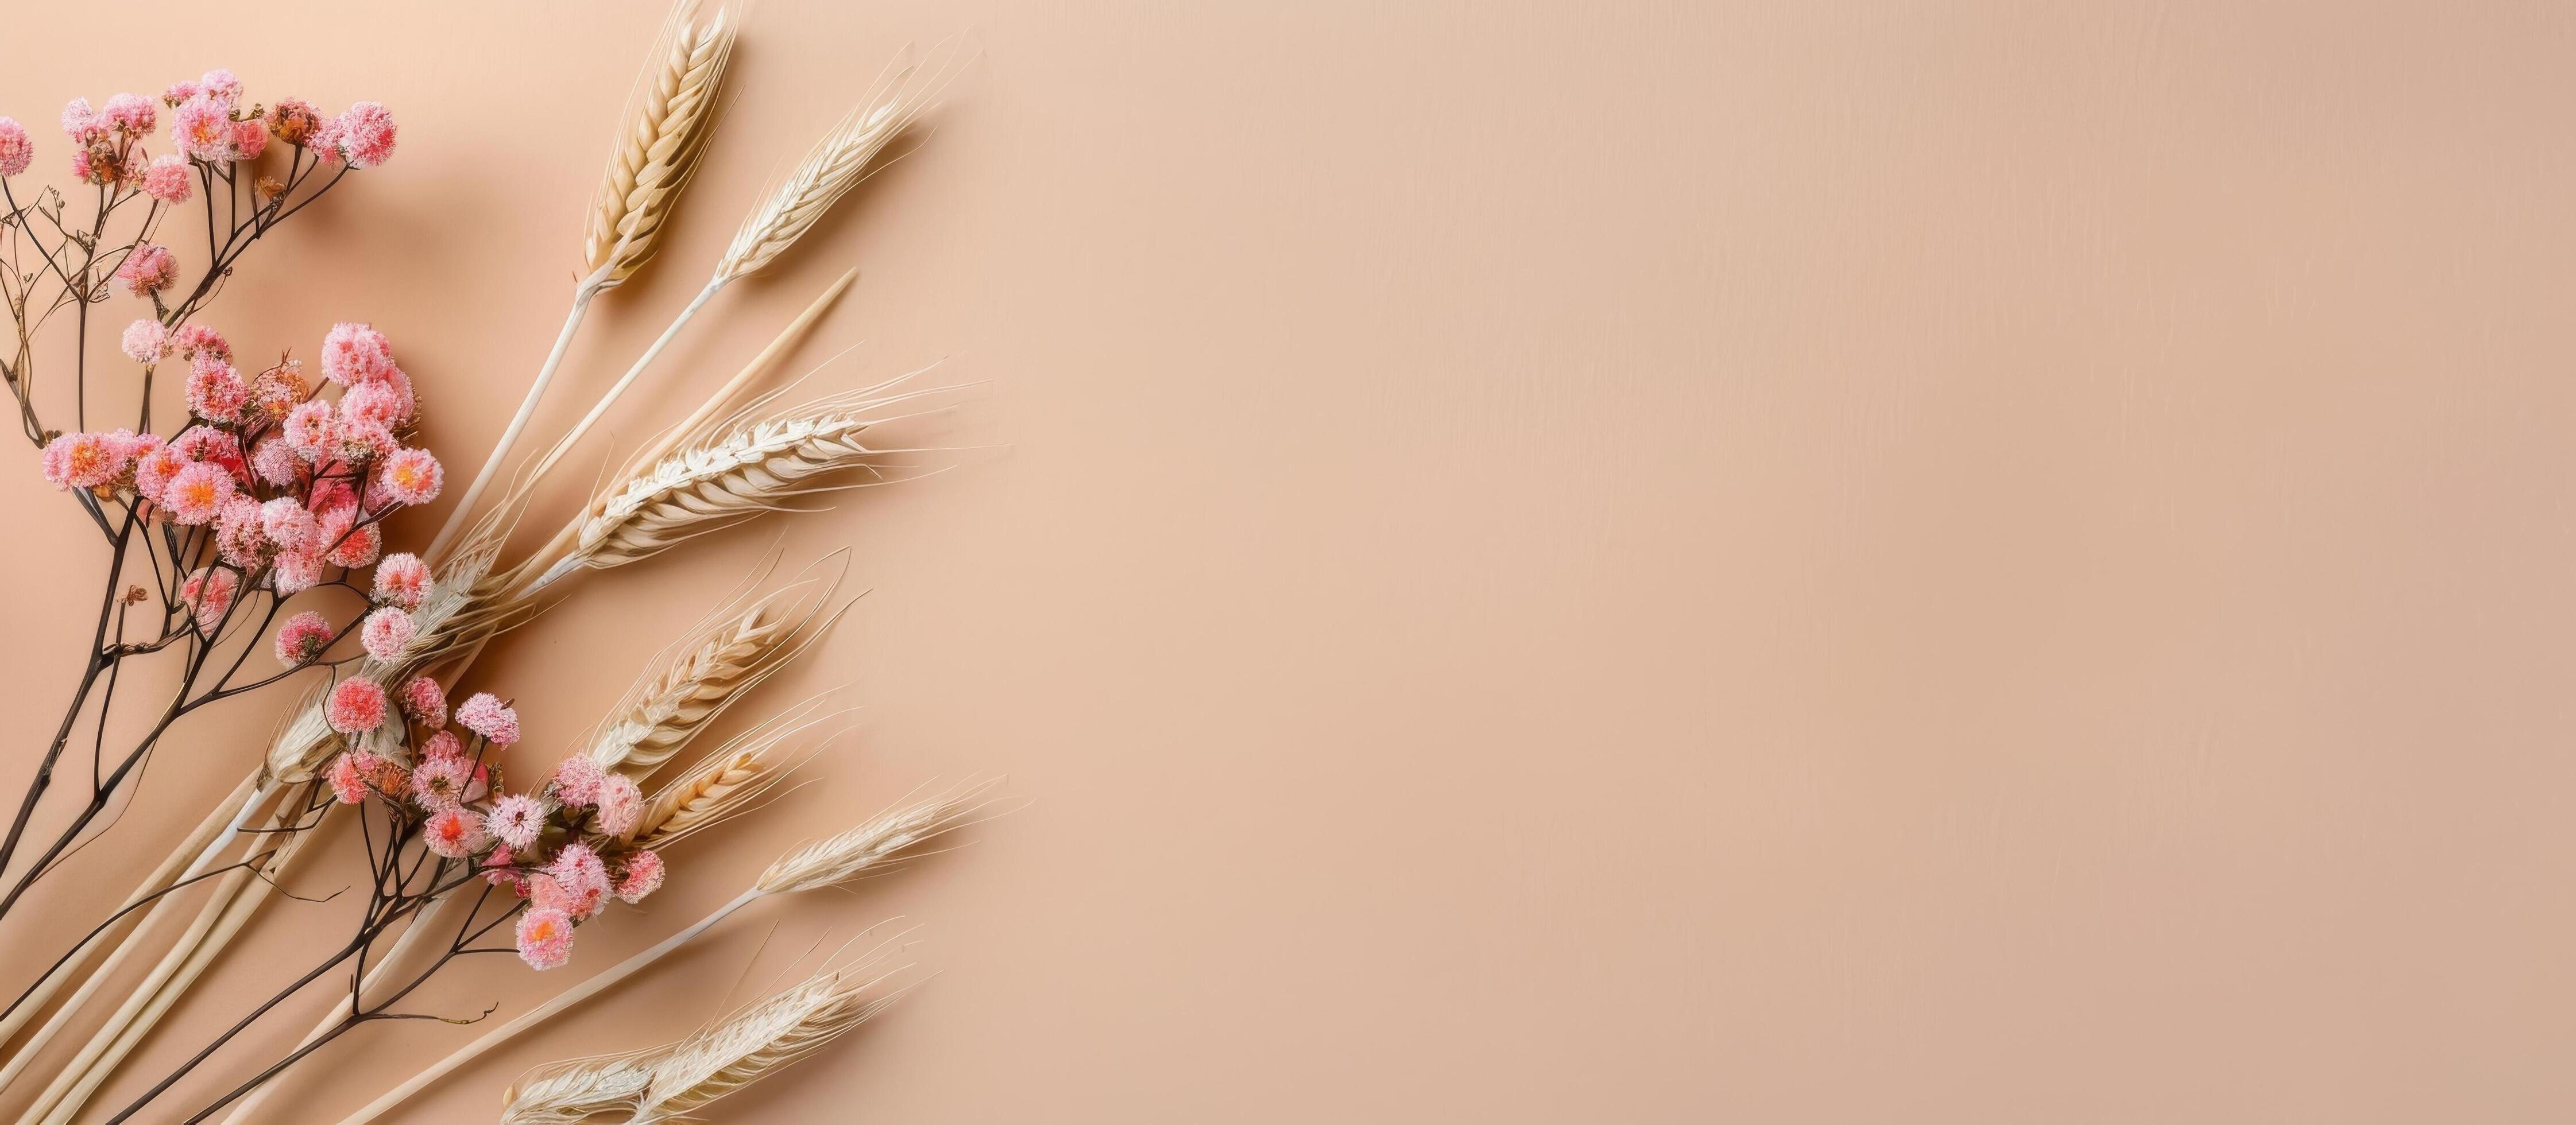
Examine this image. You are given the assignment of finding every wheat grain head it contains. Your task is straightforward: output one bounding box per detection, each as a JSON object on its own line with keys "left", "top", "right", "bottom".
{"left": 581, "top": 568, "right": 847, "bottom": 778}
{"left": 584, "top": 0, "right": 735, "bottom": 292}
{"left": 755, "top": 777, "right": 1005, "bottom": 895}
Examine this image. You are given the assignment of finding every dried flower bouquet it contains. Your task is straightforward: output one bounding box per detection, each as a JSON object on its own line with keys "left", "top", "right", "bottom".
{"left": 0, "top": 4, "right": 986, "bottom": 1122}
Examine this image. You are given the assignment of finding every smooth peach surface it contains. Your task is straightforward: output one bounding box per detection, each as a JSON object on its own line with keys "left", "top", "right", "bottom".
{"left": 0, "top": 2, "right": 2567, "bottom": 1122}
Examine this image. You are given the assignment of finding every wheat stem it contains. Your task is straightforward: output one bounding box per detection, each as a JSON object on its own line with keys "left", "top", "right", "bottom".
{"left": 425, "top": 290, "right": 595, "bottom": 565}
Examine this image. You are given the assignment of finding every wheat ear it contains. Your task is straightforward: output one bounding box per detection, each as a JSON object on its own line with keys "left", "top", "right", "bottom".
{"left": 713, "top": 40, "right": 968, "bottom": 283}
{"left": 424, "top": 1, "right": 734, "bottom": 562}
{"left": 331, "top": 782, "right": 1005, "bottom": 1125}
{"left": 500, "top": 1047, "right": 668, "bottom": 1125}
{"left": 585, "top": 570, "right": 848, "bottom": 778}
{"left": 625, "top": 959, "right": 915, "bottom": 1123}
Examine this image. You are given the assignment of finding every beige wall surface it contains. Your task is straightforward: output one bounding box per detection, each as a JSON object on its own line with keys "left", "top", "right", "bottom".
{"left": 0, "top": 1, "right": 2564, "bottom": 1121}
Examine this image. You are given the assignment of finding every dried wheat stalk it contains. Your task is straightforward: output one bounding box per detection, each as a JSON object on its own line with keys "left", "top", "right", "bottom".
{"left": 583, "top": 573, "right": 845, "bottom": 778}
{"left": 586, "top": 0, "right": 735, "bottom": 292}
{"left": 711, "top": 40, "right": 966, "bottom": 283}
{"left": 625, "top": 963, "right": 911, "bottom": 1123}
{"left": 500, "top": 1048, "right": 667, "bottom": 1125}
{"left": 529, "top": 369, "right": 958, "bottom": 592}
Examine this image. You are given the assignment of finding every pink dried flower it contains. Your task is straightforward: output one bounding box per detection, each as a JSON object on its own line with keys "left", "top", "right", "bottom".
{"left": 161, "top": 82, "right": 200, "bottom": 107}
{"left": 324, "top": 519, "right": 381, "bottom": 568}
{"left": 485, "top": 794, "right": 544, "bottom": 851}
{"left": 119, "top": 319, "right": 169, "bottom": 363}
{"left": 545, "top": 843, "right": 611, "bottom": 914}
{"left": 59, "top": 98, "right": 101, "bottom": 143}
{"left": 40, "top": 431, "right": 124, "bottom": 490}
{"left": 171, "top": 323, "right": 229, "bottom": 361}
{"left": 336, "top": 418, "right": 394, "bottom": 464}
{"left": 140, "top": 154, "right": 189, "bottom": 202}
{"left": 171, "top": 427, "right": 243, "bottom": 473}
{"left": 257, "top": 496, "right": 314, "bottom": 550}
{"left": 274, "top": 611, "right": 333, "bottom": 666}
{"left": 359, "top": 606, "right": 414, "bottom": 661}
{"left": 331, "top": 102, "right": 396, "bottom": 168}
{"left": 133, "top": 443, "right": 185, "bottom": 501}
{"left": 614, "top": 850, "right": 664, "bottom": 904}
{"left": 513, "top": 907, "right": 574, "bottom": 970}
{"left": 326, "top": 677, "right": 388, "bottom": 734}
{"left": 550, "top": 754, "right": 605, "bottom": 806}
{"left": 179, "top": 567, "right": 238, "bottom": 632}
{"left": 114, "top": 243, "right": 176, "bottom": 296}
{"left": 249, "top": 364, "right": 305, "bottom": 422}
{"left": 171, "top": 96, "right": 232, "bottom": 161}
{"left": 250, "top": 440, "right": 299, "bottom": 487}
{"left": 396, "top": 673, "right": 446, "bottom": 726}
{"left": 319, "top": 323, "right": 392, "bottom": 386}
{"left": 215, "top": 497, "right": 266, "bottom": 565}
{"left": 593, "top": 774, "right": 643, "bottom": 838}
{"left": 377, "top": 447, "right": 441, "bottom": 506}
{"left": 326, "top": 752, "right": 374, "bottom": 804}
{"left": 421, "top": 805, "right": 486, "bottom": 858}
{"left": 268, "top": 550, "right": 320, "bottom": 595}
{"left": 199, "top": 69, "right": 241, "bottom": 103}
{"left": 160, "top": 461, "right": 234, "bottom": 523}
{"left": 0, "top": 118, "right": 30, "bottom": 177}
{"left": 282, "top": 399, "right": 338, "bottom": 460}
{"left": 185, "top": 357, "right": 247, "bottom": 422}
{"left": 411, "top": 756, "right": 475, "bottom": 810}
{"left": 338, "top": 379, "right": 411, "bottom": 428}
{"left": 266, "top": 98, "right": 322, "bottom": 145}
{"left": 420, "top": 728, "right": 462, "bottom": 761}
{"left": 456, "top": 693, "right": 520, "bottom": 746}
{"left": 231, "top": 118, "right": 268, "bottom": 160}
{"left": 100, "top": 93, "right": 156, "bottom": 136}
{"left": 373, "top": 553, "right": 430, "bottom": 610}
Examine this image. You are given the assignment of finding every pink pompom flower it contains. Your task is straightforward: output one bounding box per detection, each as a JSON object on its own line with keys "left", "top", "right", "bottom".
{"left": 274, "top": 611, "right": 334, "bottom": 666}
{"left": 614, "top": 850, "right": 665, "bottom": 904}
{"left": 186, "top": 358, "right": 248, "bottom": 422}
{"left": 59, "top": 98, "right": 102, "bottom": 143}
{"left": 159, "top": 461, "right": 235, "bottom": 524}
{"left": 132, "top": 443, "right": 185, "bottom": 501}
{"left": 339, "top": 379, "right": 411, "bottom": 428}
{"left": 319, "top": 323, "right": 392, "bottom": 386}
{"left": 266, "top": 98, "right": 322, "bottom": 145}
{"left": 336, "top": 418, "right": 394, "bottom": 465}
{"left": 40, "top": 431, "right": 125, "bottom": 490}
{"left": 545, "top": 843, "right": 611, "bottom": 916}
{"left": 100, "top": 94, "right": 156, "bottom": 137}
{"left": 514, "top": 907, "right": 575, "bottom": 970}
{"left": 120, "top": 319, "right": 169, "bottom": 363}
{"left": 422, "top": 805, "right": 488, "bottom": 858}
{"left": 325, "top": 521, "right": 381, "bottom": 568}
{"left": 114, "top": 243, "right": 176, "bottom": 296}
{"left": 215, "top": 498, "right": 267, "bottom": 566}
{"left": 171, "top": 323, "right": 229, "bottom": 362}
{"left": 397, "top": 674, "right": 447, "bottom": 727}
{"left": 360, "top": 607, "right": 414, "bottom": 661}
{"left": 593, "top": 774, "right": 644, "bottom": 839}
{"left": 456, "top": 693, "right": 520, "bottom": 746}
{"left": 171, "top": 96, "right": 233, "bottom": 162}
{"left": 268, "top": 550, "right": 321, "bottom": 596}
{"left": 485, "top": 794, "right": 545, "bottom": 851}
{"left": 374, "top": 553, "right": 431, "bottom": 610}
{"left": 378, "top": 448, "right": 442, "bottom": 506}
{"left": 199, "top": 69, "right": 242, "bottom": 104}
{"left": 282, "top": 399, "right": 338, "bottom": 461}
{"left": 326, "top": 752, "right": 376, "bottom": 805}
{"left": 0, "top": 118, "right": 30, "bottom": 178}
{"left": 411, "top": 755, "right": 475, "bottom": 810}
{"left": 420, "top": 729, "right": 462, "bottom": 761}
{"left": 550, "top": 754, "right": 605, "bottom": 807}
{"left": 325, "top": 677, "right": 388, "bottom": 734}
{"left": 330, "top": 102, "right": 396, "bottom": 168}
{"left": 179, "top": 567, "right": 238, "bottom": 632}
{"left": 140, "top": 154, "right": 189, "bottom": 203}
{"left": 232, "top": 118, "right": 269, "bottom": 160}
{"left": 259, "top": 496, "right": 317, "bottom": 550}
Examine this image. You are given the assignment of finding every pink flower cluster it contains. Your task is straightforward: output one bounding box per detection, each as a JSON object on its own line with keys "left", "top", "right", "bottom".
{"left": 322, "top": 680, "right": 667, "bottom": 972}
{"left": 40, "top": 322, "right": 442, "bottom": 645}
{"left": 0, "top": 68, "right": 395, "bottom": 187}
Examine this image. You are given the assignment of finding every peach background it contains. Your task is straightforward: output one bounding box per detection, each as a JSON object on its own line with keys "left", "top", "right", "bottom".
{"left": 0, "top": 1, "right": 2567, "bottom": 1122}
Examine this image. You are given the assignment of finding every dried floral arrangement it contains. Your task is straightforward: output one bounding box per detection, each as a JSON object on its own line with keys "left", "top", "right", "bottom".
{"left": 0, "top": 3, "right": 988, "bottom": 1122}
